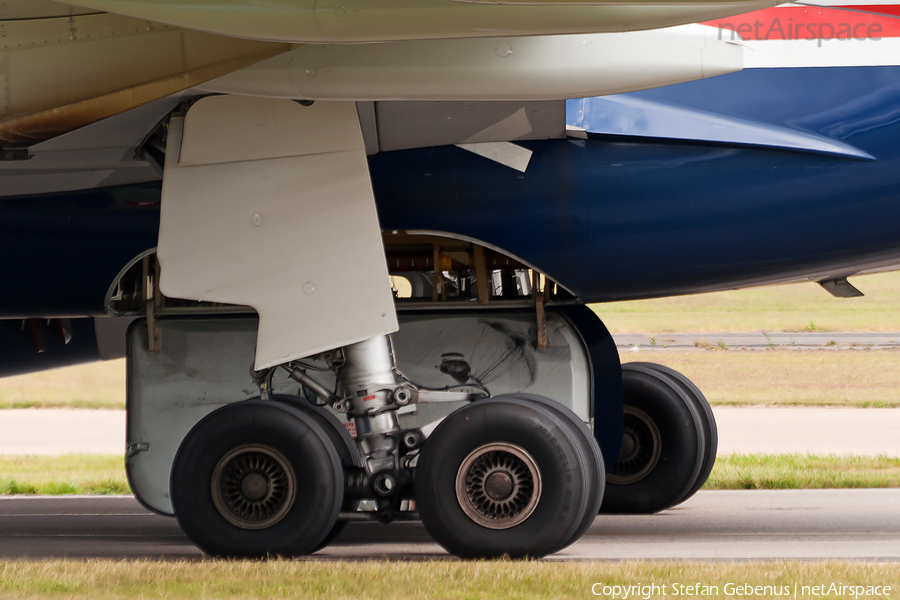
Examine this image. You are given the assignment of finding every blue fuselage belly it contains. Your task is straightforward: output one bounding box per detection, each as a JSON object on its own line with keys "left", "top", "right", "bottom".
{"left": 0, "top": 185, "right": 161, "bottom": 317}
{"left": 3, "top": 67, "right": 900, "bottom": 314}
{"left": 372, "top": 67, "right": 900, "bottom": 302}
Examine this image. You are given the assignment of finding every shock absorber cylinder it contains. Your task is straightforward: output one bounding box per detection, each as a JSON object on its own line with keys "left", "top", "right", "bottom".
{"left": 339, "top": 335, "right": 397, "bottom": 416}
{"left": 339, "top": 335, "right": 401, "bottom": 477}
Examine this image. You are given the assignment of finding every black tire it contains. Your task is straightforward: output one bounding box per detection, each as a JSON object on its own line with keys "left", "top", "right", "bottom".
{"left": 600, "top": 364, "right": 704, "bottom": 514}
{"left": 415, "top": 397, "right": 591, "bottom": 558}
{"left": 628, "top": 363, "right": 717, "bottom": 504}
{"left": 512, "top": 393, "right": 604, "bottom": 552}
{"left": 272, "top": 395, "right": 362, "bottom": 469}
{"left": 171, "top": 400, "right": 343, "bottom": 557}
{"left": 272, "top": 395, "right": 361, "bottom": 549}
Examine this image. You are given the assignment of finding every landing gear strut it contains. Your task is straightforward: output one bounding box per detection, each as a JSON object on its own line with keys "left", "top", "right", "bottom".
{"left": 150, "top": 96, "right": 610, "bottom": 558}
{"left": 170, "top": 332, "right": 606, "bottom": 559}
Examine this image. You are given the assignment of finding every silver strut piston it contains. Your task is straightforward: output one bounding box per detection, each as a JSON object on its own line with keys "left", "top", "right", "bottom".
{"left": 339, "top": 336, "right": 401, "bottom": 478}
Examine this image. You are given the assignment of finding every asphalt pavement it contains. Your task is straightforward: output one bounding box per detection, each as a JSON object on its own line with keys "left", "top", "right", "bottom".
{"left": 2, "top": 490, "right": 898, "bottom": 561}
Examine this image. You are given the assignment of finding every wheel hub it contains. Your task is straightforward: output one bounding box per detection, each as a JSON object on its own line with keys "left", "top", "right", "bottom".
{"left": 240, "top": 473, "right": 268, "bottom": 501}
{"left": 211, "top": 444, "right": 297, "bottom": 530}
{"left": 484, "top": 471, "right": 515, "bottom": 501}
{"left": 619, "top": 432, "right": 636, "bottom": 459}
{"left": 455, "top": 443, "right": 542, "bottom": 530}
{"left": 607, "top": 407, "right": 661, "bottom": 485}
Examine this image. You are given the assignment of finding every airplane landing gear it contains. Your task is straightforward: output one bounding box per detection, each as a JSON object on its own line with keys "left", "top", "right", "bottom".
{"left": 170, "top": 400, "right": 345, "bottom": 557}
{"left": 119, "top": 232, "right": 713, "bottom": 554}
{"left": 415, "top": 396, "right": 602, "bottom": 558}
{"left": 168, "top": 332, "right": 606, "bottom": 559}
{"left": 600, "top": 362, "right": 717, "bottom": 514}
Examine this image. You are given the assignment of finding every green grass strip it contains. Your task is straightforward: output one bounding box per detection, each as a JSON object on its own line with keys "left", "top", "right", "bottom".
{"left": 0, "top": 400, "right": 122, "bottom": 410}
{"left": 0, "top": 360, "right": 126, "bottom": 410}
{"left": 594, "top": 270, "right": 900, "bottom": 333}
{"left": 705, "top": 454, "right": 900, "bottom": 490}
{"left": 1, "top": 560, "right": 899, "bottom": 599}
{"left": 0, "top": 455, "right": 129, "bottom": 495}
{"left": 1, "top": 454, "right": 899, "bottom": 496}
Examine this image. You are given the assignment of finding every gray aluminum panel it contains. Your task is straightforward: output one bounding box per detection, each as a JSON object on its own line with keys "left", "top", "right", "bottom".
{"left": 375, "top": 101, "right": 565, "bottom": 152}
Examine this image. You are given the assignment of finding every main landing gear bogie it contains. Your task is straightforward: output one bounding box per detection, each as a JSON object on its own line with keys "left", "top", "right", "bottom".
{"left": 168, "top": 334, "right": 608, "bottom": 560}
{"left": 170, "top": 391, "right": 603, "bottom": 559}
{"left": 166, "top": 322, "right": 717, "bottom": 558}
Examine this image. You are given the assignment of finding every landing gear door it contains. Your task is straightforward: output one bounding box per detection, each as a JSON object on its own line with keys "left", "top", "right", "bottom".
{"left": 157, "top": 97, "right": 398, "bottom": 371}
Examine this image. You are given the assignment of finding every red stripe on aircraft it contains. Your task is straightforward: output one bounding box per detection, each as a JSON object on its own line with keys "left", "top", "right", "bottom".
{"left": 703, "top": 6, "right": 900, "bottom": 40}
{"left": 835, "top": 4, "right": 900, "bottom": 17}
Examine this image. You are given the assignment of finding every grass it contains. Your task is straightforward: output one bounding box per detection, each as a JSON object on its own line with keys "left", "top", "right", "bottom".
{"left": 593, "top": 271, "right": 900, "bottom": 333}
{"left": 0, "top": 455, "right": 128, "bottom": 495}
{"left": 620, "top": 350, "right": 900, "bottom": 407}
{"left": 1, "top": 454, "right": 898, "bottom": 496}
{"left": 0, "top": 360, "right": 125, "bottom": 410}
{"left": 0, "top": 559, "right": 898, "bottom": 599}
{"left": 706, "top": 454, "right": 900, "bottom": 490}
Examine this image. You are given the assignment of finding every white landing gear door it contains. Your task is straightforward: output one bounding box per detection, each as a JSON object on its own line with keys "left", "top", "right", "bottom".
{"left": 157, "top": 97, "right": 398, "bottom": 370}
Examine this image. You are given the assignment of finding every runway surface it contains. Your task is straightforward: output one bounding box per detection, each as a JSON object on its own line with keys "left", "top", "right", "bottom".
{"left": 0, "top": 409, "right": 124, "bottom": 455}
{"left": 2, "top": 490, "right": 899, "bottom": 560}
{"left": 713, "top": 407, "right": 900, "bottom": 456}
{"left": 3, "top": 407, "right": 899, "bottom": 456}
{"left": 614, "top": 331, "right": 900, "bottom": 350}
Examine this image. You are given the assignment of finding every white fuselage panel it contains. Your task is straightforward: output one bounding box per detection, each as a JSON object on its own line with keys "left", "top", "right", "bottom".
{"left": 198, "top": 25, "right": 743, "bottom": 101}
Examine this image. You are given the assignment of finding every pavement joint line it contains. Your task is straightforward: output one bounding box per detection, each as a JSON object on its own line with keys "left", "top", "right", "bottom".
{"left": 0, "top": 495, "right": 135, "bottom": 500}
{"left": 584, "top": 532, "right": 900, "bottom": 537}
{"left": 0, "top": 534, "right": 188, "bottom": 538}
{"left": 678, "top": 507, "right": 900, "bottom": 512}
{"left": 545, "top": 557, "right": 900, "bottom": 562}
{"left": 0, "top": 513, "right": 156, "bottom": 517}
{"left": 613, "top": 332, "right": 900, "bottom": 350}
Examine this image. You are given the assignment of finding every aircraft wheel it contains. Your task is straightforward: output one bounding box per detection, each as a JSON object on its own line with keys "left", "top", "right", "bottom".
{"left": 272, "top": 395, "right": 362, "bottom": 549}
{"left": 415, "top": 397, "right": 592, "bottom": 558}
{"left": 627, "top": 363, "right": 717, "bottom": 504}
{"left": 600, "top": 364, "right": 704, "bottom": 514}
{"left": 512, "top": 394, "right": 604, "bottom": 551}
{"left": 171, "top": 400, "right": 343, "bottom": 557}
